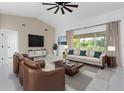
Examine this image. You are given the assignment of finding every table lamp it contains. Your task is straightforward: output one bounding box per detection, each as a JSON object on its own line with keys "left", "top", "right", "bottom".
{"left": 108, "top": 46, "right": 115, "bottom": 51}
{"left": 108, "top": 46, "right": 115, "bottom": 56}
{"left": 64, "top": 45, "right": 68, "bottom": 50}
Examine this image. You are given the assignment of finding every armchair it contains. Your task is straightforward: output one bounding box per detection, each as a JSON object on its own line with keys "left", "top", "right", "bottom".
{"left": 13, "top": 52, "right": 24, "bottom": 75}
{"left": 18, "top": 58, "right": 45, "bottom": 85}
{"left": 22, "top": 58, "right": 65, "bottom": 91}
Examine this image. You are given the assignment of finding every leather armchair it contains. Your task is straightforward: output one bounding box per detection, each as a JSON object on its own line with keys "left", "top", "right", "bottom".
{"left": 22, "top": 58, "right": 65, "bottom": 91}
{"left": 13, "top": 53, "right": 32, "bottom": 75}
{"left": 22, "top": 54, "right": 45, "bottom": 68}
{"left": 13, "top": 52, "right": 45, "bottom": 77}
{"left": 13, "top": 52, "right": 24, "bottom": 75}
{"left": 19, "top": 58, "right": 45, "bottom": 85}
{"left": 22, "top": 54, "right": 34, "bottom": 61}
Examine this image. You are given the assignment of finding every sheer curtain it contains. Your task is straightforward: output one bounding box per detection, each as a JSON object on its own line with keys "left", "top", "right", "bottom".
{"left": 66, "top": 31, "right": 74, "bottom": 49}
{"left": 106, "top": 21, "right": 121, "bottom": 66}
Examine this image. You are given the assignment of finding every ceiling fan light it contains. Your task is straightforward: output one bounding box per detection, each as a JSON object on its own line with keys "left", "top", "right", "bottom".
{"left": 43, "top": 2, "right": 78, "bottom": 14}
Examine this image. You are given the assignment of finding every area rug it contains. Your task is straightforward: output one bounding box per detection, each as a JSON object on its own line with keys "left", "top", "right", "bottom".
{"left": 81, "top": 64, "right": 99, "bottom": 73}
{"left": 65, "top": 72, "right": 92, "bottom": 91}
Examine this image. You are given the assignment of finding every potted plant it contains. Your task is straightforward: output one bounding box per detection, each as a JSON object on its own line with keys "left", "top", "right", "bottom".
{"left": 53, "top": 43, "right": 58, "bottom": 56}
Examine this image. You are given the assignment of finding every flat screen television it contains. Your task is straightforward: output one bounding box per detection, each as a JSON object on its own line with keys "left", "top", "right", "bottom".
{"left": 28, "top": 34, "right": 44, "bottom": 47}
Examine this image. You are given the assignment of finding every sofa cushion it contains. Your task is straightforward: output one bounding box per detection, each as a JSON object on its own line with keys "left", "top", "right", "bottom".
{"left": 94, "top": 51, "right": 102, "bottom": 58}
{"left": 68, "top": 49, "right": 74, "bottom": 55}
{"left": 73, "top": 49, "right": 79, "bottom": 55}
{"left": 88, "top": 50, "right": 94, "bottom": 57}
{"left": 67, "top": 55, "right": 101, "bottom": 63}
{"left": 80, "top": 50, "right": 86, "bottom": 56}
{"left": 24, "top": 58, "right": 42, "bottom": 69}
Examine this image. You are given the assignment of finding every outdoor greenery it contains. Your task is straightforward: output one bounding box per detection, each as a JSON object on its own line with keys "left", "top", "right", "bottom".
{"left": 73, "top": 39, "right": 80, "bottom": 48}
{"left": 73, "top": 36, "right": 106, "bottom": 51}
{"left": 95, "top": 37, "right": 106, "bottom": 51}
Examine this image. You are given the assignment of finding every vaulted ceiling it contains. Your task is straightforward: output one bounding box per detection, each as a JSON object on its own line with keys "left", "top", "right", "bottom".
{"left": 0, "top": 2, "right": 124, "bottom": 31}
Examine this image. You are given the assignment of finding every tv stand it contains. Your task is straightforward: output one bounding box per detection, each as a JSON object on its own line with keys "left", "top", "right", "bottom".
{"left": 28, "top": 50, "right": 47, "bottom": 57}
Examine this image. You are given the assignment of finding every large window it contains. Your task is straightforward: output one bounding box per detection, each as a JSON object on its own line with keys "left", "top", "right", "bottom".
{"left": 80, "top": 37, "right": 94, "bottom": 51}
{"left": 73, "top": 38, "right": 80, "bottom": 48}
{"left": 73, "top": 31, "right": 106, "bottom": 51}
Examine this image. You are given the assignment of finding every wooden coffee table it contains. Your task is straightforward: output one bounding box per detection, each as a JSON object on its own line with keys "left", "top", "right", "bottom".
{"left": 54, "top": 60, "right": 84, "bottom": 76}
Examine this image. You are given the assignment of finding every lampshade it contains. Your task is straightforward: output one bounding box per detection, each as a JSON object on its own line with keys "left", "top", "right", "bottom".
{"left": 108, "top": 46, "right": 115, "bottom": 51}
{"left": 64, "top": 45, "right": 68, "bottom": 49}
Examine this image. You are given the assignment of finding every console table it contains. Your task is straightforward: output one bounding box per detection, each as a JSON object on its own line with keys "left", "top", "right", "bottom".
{"left": 28, "top": 50, "right": 47, "bottom": 57}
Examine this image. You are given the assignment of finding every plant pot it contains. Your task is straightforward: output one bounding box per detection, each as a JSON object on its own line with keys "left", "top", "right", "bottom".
{"left": 53, "top": 50, "right": 58, "bottom": 56}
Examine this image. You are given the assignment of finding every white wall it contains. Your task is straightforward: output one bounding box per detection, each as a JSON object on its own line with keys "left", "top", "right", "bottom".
{"left": 56, "top": 29, "right": 66, "bottom": 56}
{"left": 55, "top": 8, "right": 124, "bottom": 67}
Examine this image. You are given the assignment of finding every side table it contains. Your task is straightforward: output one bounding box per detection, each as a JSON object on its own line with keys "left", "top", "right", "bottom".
{"left": 106, "top": 56, "right": 116, "bottom": 68}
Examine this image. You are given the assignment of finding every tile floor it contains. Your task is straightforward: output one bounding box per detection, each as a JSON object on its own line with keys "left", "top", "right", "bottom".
{"left": 86, "top": 66, "right": 124, "bottom": 91}
{"left": 0, "top": 55, "right": 124, "bottom": 91}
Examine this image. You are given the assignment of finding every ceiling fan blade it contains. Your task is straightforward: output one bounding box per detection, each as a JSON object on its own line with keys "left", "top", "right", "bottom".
{"left": 64, "top": 2, "right": 71, "bottom": 4}
{"left": 61, "top": 8, "right": 65, "bottom": 14}
{"left": 47, "top": 6, "right": 58, "bottom": 10}
{"left": 65, "top": 4, "right": 78, "bottom": 8}
{"left": 63, "top": 6, "right": 72, "bottom": 13}
{"left": 54, "top": 7, "right": 59, "bottom": 14}
{"left": 42, "top": 3, "right": 56, "bottom": 5}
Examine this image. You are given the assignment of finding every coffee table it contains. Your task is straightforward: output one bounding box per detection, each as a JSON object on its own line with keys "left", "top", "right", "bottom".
{"left": 54, "top": 60, "right": 84, "bottom": 76}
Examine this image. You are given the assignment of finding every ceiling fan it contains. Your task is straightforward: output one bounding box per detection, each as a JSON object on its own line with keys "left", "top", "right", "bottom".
{"left": 42, "top": 2, "right": 78, "bottom": 14}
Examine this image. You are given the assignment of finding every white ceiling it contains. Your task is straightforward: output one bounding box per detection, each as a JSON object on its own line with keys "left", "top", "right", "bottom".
{"left": 0, "top": 2, "right": 124, "bottom": 31}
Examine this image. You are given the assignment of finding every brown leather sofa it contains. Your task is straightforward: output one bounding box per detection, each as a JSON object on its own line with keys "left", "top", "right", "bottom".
{"left": 21, "top": 58, "right": 65, "bottom": 91}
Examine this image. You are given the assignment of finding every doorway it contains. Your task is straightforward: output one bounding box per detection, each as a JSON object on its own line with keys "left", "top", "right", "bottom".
{"left": 0, "top": 29, "right": 18, "bottom": 63}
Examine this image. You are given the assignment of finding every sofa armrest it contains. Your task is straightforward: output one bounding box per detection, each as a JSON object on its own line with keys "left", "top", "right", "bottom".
{"left": 22, "top": 54, "right": 34, "bottom": 61}
{"left": 27, "top": 57, "right": 34, "bottom": 61}
{"left": 100, "top": 53, "right": 107, "bottom": 67}
{"left": 35, "top": 60, "right": 45, "bottom": 68}
{"left": 22, "top": 54, "right": 28, "bottom": 57}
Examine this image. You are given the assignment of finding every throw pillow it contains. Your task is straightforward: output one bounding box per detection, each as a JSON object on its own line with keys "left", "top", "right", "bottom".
{"left": 86, "top": 50, "right": 89, "bottom": 56}
{"left": 88, "top": 50, "right": 94, "bottom": 57}
{"left": 73, "top": 49, "right": 78, "bottom": 55}
{"left": 68, "top": 49, "right": 74, "bottom": 55}
{"left": 94, "top": 51, "right": 102, "bottom": 58}
{"left": 80, "top": 50, "right": 86, "bottom": 56}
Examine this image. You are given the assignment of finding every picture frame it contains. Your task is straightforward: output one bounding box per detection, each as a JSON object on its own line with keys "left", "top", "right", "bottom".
{"left": 58, "top": 36, "right": 67, "bottom": 45}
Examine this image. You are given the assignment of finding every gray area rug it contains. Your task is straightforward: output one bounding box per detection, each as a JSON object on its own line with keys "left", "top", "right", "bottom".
{"left": 65, "top": 72, "right": 92, "bottom": 91}
{"left": 81, "top": 64, "right": 99, "bottom": 73}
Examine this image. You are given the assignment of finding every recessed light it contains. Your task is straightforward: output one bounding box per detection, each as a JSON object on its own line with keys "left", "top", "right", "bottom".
{"left": 22, "top": 24, "right": 26, "bottom": 27}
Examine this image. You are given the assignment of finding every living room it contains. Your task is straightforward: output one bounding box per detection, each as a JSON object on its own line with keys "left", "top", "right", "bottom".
{"left": 0, "top": 0, "right": 124, "bottom": 92}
